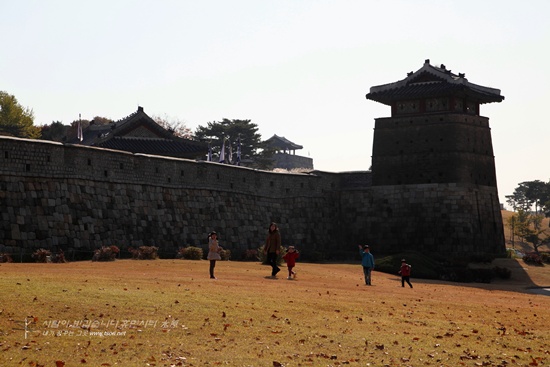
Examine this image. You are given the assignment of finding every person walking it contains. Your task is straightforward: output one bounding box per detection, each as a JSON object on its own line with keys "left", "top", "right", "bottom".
{"left": 207, "top": 231, "right": 222, "bottom": 279}
{"left": 358, "top": 244, "right": 375, "bottom": 285}
{"left": 283, "top": 246, "right": 299, "bottom": 279}
{"left": 264, "top": 222, "right": 282, "bottom": 278}
{"left": 399, "top": 259, "right": 413, "bottom": 288}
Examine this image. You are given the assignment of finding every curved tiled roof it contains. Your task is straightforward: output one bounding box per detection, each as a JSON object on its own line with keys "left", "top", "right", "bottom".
{"left": 265, "top": 134, "right": 303, "bottom": 150}
{"left": 73, "top": 106, "right": 207, "bottom": 159}
{"left": 97, "top": 137, "right": 206, "bottom": 156}
{"left": 366, "top": 59, "right": 504, "bottom": 105}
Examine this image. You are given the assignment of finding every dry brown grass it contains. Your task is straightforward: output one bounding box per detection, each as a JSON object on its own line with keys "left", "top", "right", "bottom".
{"left": 1, "top": 259, "right": 549, "bottom": 367}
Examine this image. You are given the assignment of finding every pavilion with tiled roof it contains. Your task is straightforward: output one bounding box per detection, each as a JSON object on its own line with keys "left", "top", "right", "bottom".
{"left": 265, "top": 134, "right": 303, "bottom": 154}
{"left": 75, "top": 106, "right": 207, "bottom": 160}
{"left": 264, "top": 134, "right": 313, "bottom": 170}
{"left": 365, "top": 59, "right": 504, "bottom": 187}
{"left": 366, "top": 59, "right": 504, "bottom": 115}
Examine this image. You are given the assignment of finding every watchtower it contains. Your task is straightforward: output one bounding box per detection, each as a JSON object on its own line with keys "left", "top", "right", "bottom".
{"left": 366, "top": 59, "right": 504, "bottom": 187}
{"left": 363, "top": 60, "right": 506, "bottom": 257}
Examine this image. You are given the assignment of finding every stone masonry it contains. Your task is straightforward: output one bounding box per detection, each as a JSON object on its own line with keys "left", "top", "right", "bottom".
{"left": 0, "top": 136, "right": 505, "bottom": 261}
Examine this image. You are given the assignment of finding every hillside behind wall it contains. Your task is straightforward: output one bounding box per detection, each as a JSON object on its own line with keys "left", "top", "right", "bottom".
{"left": 0, "top": 137, "right": 505, "bottom": 261}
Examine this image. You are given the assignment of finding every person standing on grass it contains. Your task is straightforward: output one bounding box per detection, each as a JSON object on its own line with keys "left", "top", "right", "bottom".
{"left": 399, "top": 258, "right": 413, "bottom": 288}
{"left": 264, "top": 222, "right": 282, "bottom": 278}
{"left": 358, "top": 244, "right": 375, "bottom": 285}
{"left": 283, "top": 246, "right": 299, "bottom": 280}
{"left": 207, "top": 231, "right": 222, "bottom": 279}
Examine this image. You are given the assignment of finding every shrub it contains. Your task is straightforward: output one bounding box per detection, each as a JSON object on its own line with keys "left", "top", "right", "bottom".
{"left": 220, "top": 248, "right": 231, "bottom": 261}
{"left": 493, "top": 266, "right": 512, "bottom": 279}
{"left": 177, "top": 246, "right": 203, "bottom": 260}
{"left": 92, "top": 246, "right": 119, "bottom": 262}
{"left": 51, "top": 250, "right": 67, "bottom": 263}
{"left": 470, "top": 268, "right": 494, "bottom": 283}
{"left": 32, "top": 248, "right": 52, "bottom": 263}
{"left": 507, "top": 248, "right": 524, "bottom": 259}
{"left": 469, "top": 254, "right": 494, "bottom": 263}
{"left": 0, "top": 253, "right": 13, "bottom": 263}
{"left": 540, "top": 252, "right": 550, "bottom": 264}
{"left": 445, "top": 266, "right": 475, "bottom": 283}
{"left": 523, "top": 252, "right": 543, "bottom": 265}
{"left": 241, "top": 249, "right": 259, "bottom": 261}
{"left": 129, "top": 246, "right": 159, "bottom": 260}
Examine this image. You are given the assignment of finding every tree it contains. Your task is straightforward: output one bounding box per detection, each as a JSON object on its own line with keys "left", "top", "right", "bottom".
{"left": 507, "top": 180, "right": 550, "bottom": 228}
{"left": 508, "top": 210, "right": 549, "bottom": 253}
{"left": 195, "top": 118, "right": 273, "bottom": 168}
{"left": 507, "top": 180, "right": 550, "bottom": 212}
{"left": 91, "top": 116, "right": 113, "bottom": 126}
{"left": 41, "top": 121, "right": 68, "bottom": 142}
{"left": 64, "top": 116, "right": 113, "bottom": 141}
{"left": 0, "top": 91, "right": 41, "bottom": 139}
{"left": 152, "top": 114, "right": 193, "bottom": 139}
{"left": 508, "top": 180, "right": 550, "bottom": 252}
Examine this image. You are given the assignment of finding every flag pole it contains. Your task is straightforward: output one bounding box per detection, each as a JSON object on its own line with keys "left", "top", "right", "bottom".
{"left": 77, "top": 113, "right": 83, "bottom": 142}
{"left": 219, "top": 134, "right": 225, "bottom": 163}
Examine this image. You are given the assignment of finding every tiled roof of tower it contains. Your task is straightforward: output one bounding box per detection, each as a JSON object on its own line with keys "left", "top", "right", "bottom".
{"left": 366, "top": 59, "right": 504, "bottom": 105}
{"left": 265, "top": 134, "right": 303, "bottom": 150}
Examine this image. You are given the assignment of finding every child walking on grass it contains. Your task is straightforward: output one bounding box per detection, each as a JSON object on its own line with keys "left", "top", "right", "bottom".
{"left": 398, "top": 259, "right": 413, "bottom": 288}
{"left": 283, "top": 246, "right": 299, "bottom": 280}
{"left": 207, "top": 231, "right": 222, "bottom": 279}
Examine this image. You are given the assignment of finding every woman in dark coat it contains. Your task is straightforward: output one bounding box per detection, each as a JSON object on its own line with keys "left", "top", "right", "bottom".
{"left": 264, "top": 222, "right": 282, "bottom": 277}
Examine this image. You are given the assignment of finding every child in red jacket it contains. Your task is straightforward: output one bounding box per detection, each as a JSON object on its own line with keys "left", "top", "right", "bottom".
{"left": 398, "top": 259, "right": 413, "bottom": 288}
{"left": 283, "top": 246, "right": 299, "bottom": 280}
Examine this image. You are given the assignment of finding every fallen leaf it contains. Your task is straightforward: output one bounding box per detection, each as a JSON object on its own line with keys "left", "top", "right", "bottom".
{"left": 55, "top": 361, "right": 65, "bottom": 367}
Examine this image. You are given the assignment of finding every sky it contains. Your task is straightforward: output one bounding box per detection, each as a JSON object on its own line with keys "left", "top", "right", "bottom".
{"left": 1, "top": 0, "right": 549, "bottom": 205}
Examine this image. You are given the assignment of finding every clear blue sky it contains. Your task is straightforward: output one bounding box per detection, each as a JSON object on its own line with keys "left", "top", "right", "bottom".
{"left": 2, "top": 0, "right": 549, "bottom": 205}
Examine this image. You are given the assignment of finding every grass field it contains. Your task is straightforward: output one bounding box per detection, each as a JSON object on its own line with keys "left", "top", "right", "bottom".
{"left": 1, "top": 258, "right": 549, "bottom": 367}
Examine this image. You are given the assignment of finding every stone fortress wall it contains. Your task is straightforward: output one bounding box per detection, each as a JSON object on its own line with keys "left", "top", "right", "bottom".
{"left": 0, "top": 136, "right": 505, "bottom": 261}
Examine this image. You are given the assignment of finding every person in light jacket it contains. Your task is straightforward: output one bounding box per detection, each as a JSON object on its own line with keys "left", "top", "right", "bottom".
{"left": 358, "top": 244, "right": 375, "bottom": 285}
{"left": 207, "top": 231, "right": 222, "bottom": 279}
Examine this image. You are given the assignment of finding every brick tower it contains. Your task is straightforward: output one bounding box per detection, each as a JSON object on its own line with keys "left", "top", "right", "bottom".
{"left": 367, "top": 59, "right": 504, "bottom": 187}
{"left": 364, "top": 60, "right": 506, "bottom": 257}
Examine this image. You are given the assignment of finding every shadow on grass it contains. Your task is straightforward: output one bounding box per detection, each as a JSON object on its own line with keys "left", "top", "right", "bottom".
{"left": 327, "top": 251, "right": 550, "bottom": 297}
{"left": 385, "top": 256, "right": 550, "bottom": 296}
